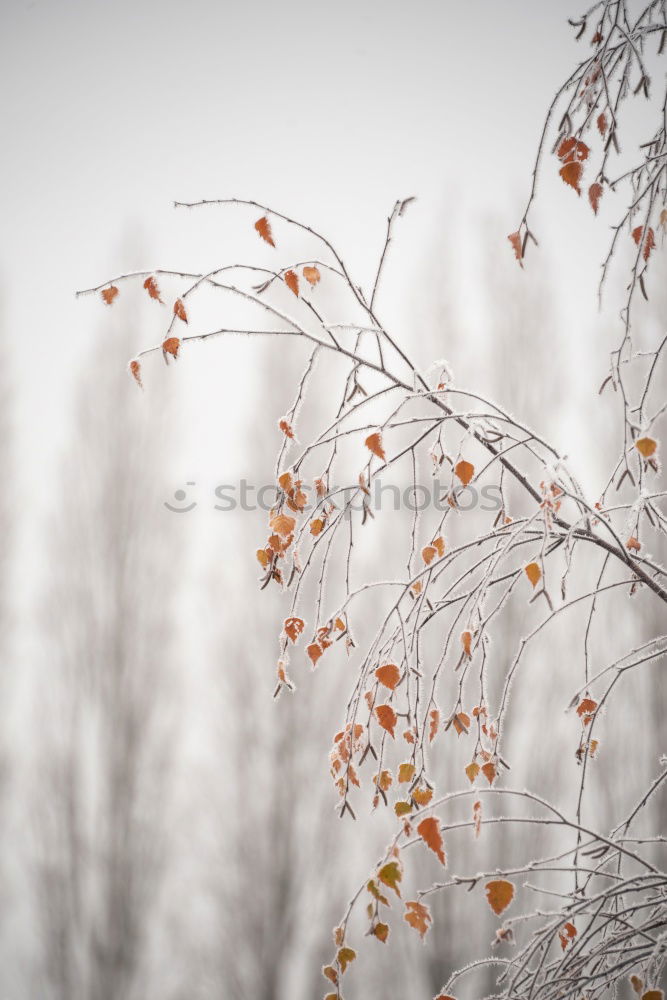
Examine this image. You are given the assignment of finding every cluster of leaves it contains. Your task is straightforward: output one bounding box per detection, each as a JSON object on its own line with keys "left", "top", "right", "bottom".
{"left": 509, "top": 0, "right": 667, "bottom": 483}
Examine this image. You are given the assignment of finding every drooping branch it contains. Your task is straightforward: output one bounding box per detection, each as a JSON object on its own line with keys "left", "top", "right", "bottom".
{"left": 78, "top": 6, "right": 667, "bottom": 995}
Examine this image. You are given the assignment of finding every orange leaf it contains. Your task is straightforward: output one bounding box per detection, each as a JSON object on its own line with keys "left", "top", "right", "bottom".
{"left": 268, "top": 532, "right": 291, "bottom": 555}
{"left": 270, "top": 513, "right": 296, "bottom": 537}
{"left": 278, "top": 418, "right": 294, "bottom": 439}
{"left": 372, "top": 922, "right": 389, "bottom": 943}
{"left": 287, "top": 489, "right": 308, "bottom": 516}
{"left": 465, "top": 761, "right": 480, "bottom": 784}
{"left": 375, "top": 663, "right": 400, "bottom": 690}
{"left": 378, "top": 860, "right": 402, "bottom": 897}
{"left": 429, "top": 709, "right": 440, "bottom": 742}
{"left": 375, "top": 704, "right": 397, "bottom": 738}
{"left": 310, "top": 518, "right": 325, "bottom": 536}
{"left": 278, "top": 471, "right": 293, "bottom": 493}
{"left": 508, "top": 231, "right": 523, "bottom": 265}
{"left": 559, "top": 921, "right": 577, "bottom": 950}
{"left": 255, "top": 215, "right": 275, "bottom": 247}
{"left": 644, "top": 229, "right": 658, "bottom": 262}
{"left": 395, "top": 800, "right": 412, "bottom": 816}
{"left": 303, "top": 265, "right": 321, "bottom": 286}
{"left": 630, "top": 978, "right": 644, "bottom": 995}
{"left": 433, "top": 536, "right": 445, "bottom": 557}
{"left": 307, "top": 642, "right": 323, "bottom": 666}
{"left": 284, "top": 616, "right": 305, "bottom": 643}
{"left": 452, "top": 712, "right": 470, "bottom": 736}
{"left": 128, "top": 359, "right": 142, "bottom": 388}
{"left": 398, "top": 762, "right": 415, "bottom": 784}
{"left": 481, "top": 761, "right": 496, "bottom": 786}
{"left": 635, "top": 436, "right": 657, "bottom": 458}
{"left": 632, "top": 225, "right": 656, "bottom": 262}
{"left": 322, "top": 965, "right": 337, "bottom": 985}
{"left": 162, "top": 337, "right": 180, "bottom": 360}
{"left": 576, "top": 697, "right": 598, "bottom": 724}
{"left": 412, "top": 786, "right": 433, "bottom": 806}
{"left": 641, "top": 993, "right": 663, "bottom": 1000}
{"left": 317, "top": 626, "right": 333, "bottom": 649}
{"left": 143, "top": 276, "right": 163, "bottom": 302}
{"left": 455, "top": 459, "right": 474, "bottom": 486}
{"left": 284, "top": 269, "right": 299, "bottom": 296}
{"left": 485, "top": 879, "right": 514, "bottom": 915}
{"left": 473, "top": 799, "right": 482, "bottom": 838}
{"left": 416, "top": 816, "right": 446, "bottom": 865}
{"left": 461, "top": 630, "right": 472, "bottom": 656}
{"left": 337, "top": 946, "right": 356, "bottom": 973}
{"left": 404, "top": 900, "right": 432, "bottom": 939}
{"left": 365, "top": 432, "right": 386, "bottom": 461}
{"left": 557, "top": 137, "right": 589, "bottom": 162}
{"left": 560, "top": 160, "right": 583, "bottom": 195}
{"left": 589, "top": 182, "right": 603, "bottom": 215}
{"left": 276, "top": 660, "right": 292, "bottom": 687}
{"left": 101, "top": 285, "right": 119, "bottom": 305}
{"left": 173, "top": 298, "right": 188, "bottom": 323}
{"left": 256, "top": 548, "right": 270, "bottom": 568}
{"left": 375, "top": 769, "right": 393, "bottom": 791}
{"left": 597, "top": 112, "right": 607, "bottom": 135}
{"left": 422, "top": 544, "right": 437, "bottom": 565}
{"left": 524, "top": 562, "right": 541, "bottom": 588}
{"left": 367, "top": 878, "right": 389, "bottom": 905}
{"left": 626, "top": 536, "right": 641, "bottom": 552}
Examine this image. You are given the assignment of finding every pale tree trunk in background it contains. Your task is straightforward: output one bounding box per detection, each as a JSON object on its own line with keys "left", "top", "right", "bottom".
{"left": 634, "top": 270, "right": 667, "bottom": 852}
{"left": 389, "top": 224, "right": 465, "bottom": 993}
{"left": 203, "top": 338, "right": 360, "bottom": 1000}
{"left": 30, "top": 314, "right": 183, "bottom": 1000}
{"left": 0, "top": 295, "right": 12, "bottom": 645}
{"left": 475, "top": 246, "right": 564, "bottom": 998}
{"left": 0, "top": 294, "right": 15, "bottom": 992}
